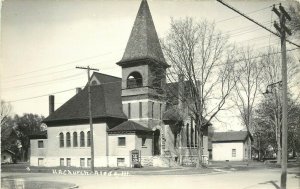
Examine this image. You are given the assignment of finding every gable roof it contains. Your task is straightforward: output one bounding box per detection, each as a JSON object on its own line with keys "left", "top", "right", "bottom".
{"left": 92, "top": 72, "right": 121, "bottom": 85}
{"left": 108, "top": 121, "right": 152, "bottom": 133}
{"left": 1, "top": 149, "right": 15, "bottom": 155}
{"left": 212, "top": 131, "right": 251, "bottom": 142}
{"left": 162, "top": 106, "right": 183, "bottom": 122}
{"left": 43, "top": 74, "right": 126, "bottom": 125}
{"left": 163, "top": 81, "right": 212, "bottom": 127}
{"left": 165, "top": 81, "right": 194, "bottom": 109}
{"left": 117, "top": 0, "right": 168, "bottom": 67}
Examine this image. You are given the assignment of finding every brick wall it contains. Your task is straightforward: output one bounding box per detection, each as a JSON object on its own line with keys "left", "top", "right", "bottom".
{"left": 30, "top": 122, "right": 109, "bottom": 167}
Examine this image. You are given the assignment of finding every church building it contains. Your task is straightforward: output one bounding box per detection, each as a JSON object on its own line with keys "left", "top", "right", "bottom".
{"left": 30, "top": 0, "right": 210, "bottom": 168}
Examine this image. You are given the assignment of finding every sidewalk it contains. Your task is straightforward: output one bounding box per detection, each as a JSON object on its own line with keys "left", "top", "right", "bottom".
{"left": 1, "top": 163, "right": 216, "bottom": 175}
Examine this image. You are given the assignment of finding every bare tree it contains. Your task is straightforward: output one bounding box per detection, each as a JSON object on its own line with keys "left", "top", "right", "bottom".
{"left": 1, "top": 100, "right": 12, "bottom": 126}
{"left": 161, "top": 18, "right": 236, "bottom": 166}
{"left": 232, "top": 47, "right": 264, "bottom": 134}
{"left": 257, "top": 47, "right": 299, "bottom": 163}
{"left": 287, "top": 1, "right": 300, "bottom": 38}
{"left": 253, "top": 93, "right": 300, "bottom": 161}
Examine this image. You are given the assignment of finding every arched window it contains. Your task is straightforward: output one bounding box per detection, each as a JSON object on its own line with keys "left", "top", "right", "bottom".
{"left": 127, "top": 72, "right": 143, "bottom": 88}
{"left": 66, "top": 132, "right": 71, "bottom": 147}
{"left": 87, "top": 131, "right": 91, "bottom": 147}
{"left": 59, "top": 132, "right": 64, "bottom": 147}
{"left": 80, "top": 131, "right": 85, "bottom": 147}
{"left": 73, "top": 132, "right": 78, "bottom": 147}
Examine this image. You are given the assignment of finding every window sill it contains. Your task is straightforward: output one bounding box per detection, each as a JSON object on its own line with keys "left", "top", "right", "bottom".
{"left": 142, "top": 146, "right": 147, "bottom": 148}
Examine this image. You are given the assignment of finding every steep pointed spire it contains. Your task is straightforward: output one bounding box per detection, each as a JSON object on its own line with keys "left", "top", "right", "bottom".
{"left": 117, "top": 0, "right": 168, "bottom": 67}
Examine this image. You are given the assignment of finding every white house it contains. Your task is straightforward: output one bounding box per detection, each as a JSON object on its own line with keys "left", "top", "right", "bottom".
{"left": 1, "top": 150, "right": 15, "bottom": 164}
{"left": 212, "top": 131, "right": 253, "bottom": 161}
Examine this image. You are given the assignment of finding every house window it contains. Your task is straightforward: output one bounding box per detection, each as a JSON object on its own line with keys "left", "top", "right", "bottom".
{"left": 73, "top": 132, "right": 78, "bottom": 147}
{"left": 59, "top": 132, "right": 64, "bottom": 147}
{"left": 139, "top": 102, "right": 142, "bottom": 119}
{"left": 60, "top": 158, "right": 64, "bottom": 166}
{"left": 117, "top": 158, "right": 125, "bottom": 167}
{"left": 38, "top": 140, "right": 44, "bottom": 148}
{"left": 128, "top": 103, "right": 131, "bottom": 119}
{"left": 87, "top": 131, "right": 91, "bottom": 147}
{"left": 142, "top": 137, "right": 146, "bottom": 147}
{"left": 80, "top": 131, "right": 85, "bottom": 147}
{"left": 3, "top": 156, "right": 6, "bottom": 160}
{"left": 151, "top": 102, "right": 154, "bottom": 118}
{"left": 191, "top": 120, "right": 194, "bottom": 147}
{"left": 186, "top": 123, "right": 190, "bottom": 147}
{"left": 66, "top": 158, "right": 71, "bottom": 166}
{"left": 159, "top": 103, "right": 162, "bottom": 120}
{"left": 127, "top": 72, "right": 143, "bottom": 88}
{"left": 80, "top": 158, "right": 85, "bottom": 167}
{"left": 118, "top": 137, "right": 126, "bottom": 146}
{"left": 87, "top": 158, "right": 91, "bottom": 167}
{"left": 66, "top": 132, "right": 71, "bottom": 147}
{"left": 38, "top": 158, "right": 44, "bottom": 166}
{"left": 174, "top": 134, "right": 177, "bottom": 148}
{"left": 232, "top": 149, "right": 236, "bottom": 157}
{"left": 195, "top": 127, "right": 198, "bottom": 147}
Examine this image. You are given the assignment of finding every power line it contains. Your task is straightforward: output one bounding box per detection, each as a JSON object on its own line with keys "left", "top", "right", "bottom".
{"left": 4, "top": 67, "right": 81, "bottom": 83}
{"left": 166, "top": 47, "right": 299, "bottom": 75}
{"left": 6, "top": 46, "right": 299, "bottom": 104}
{"left": 2, "top": 66, "right": 121, "bottom": 91}
{"left": 5, "top": 79, "right": 124, "bottom": 103}
{"left": 216, "top": 4, "right": 274, "bottom": 23}
{"left": 2, "top": 73, "right": 85, "bottom": 90}
{"left": 2, "top": 39, "right": 294, "bottom": 92}
{"left": 2, "top": 51, "right": 119, "bottom": 79}
{"left": 223, "top": 20, "right": 271, "bottom": 34}
{"left": 216, "top": 0, "right": 300, "bottom": 48}
{"left": 7, "top": 87, "right": 82, "bottom": 103}
{"left": 3, "top": 21, "right": 274, "bottom": 84}
{"left": 3, "top": 57, "right": 117, "bottom": 83}
{"left": 235, "top": 34, "right": 272, "bottom": 44}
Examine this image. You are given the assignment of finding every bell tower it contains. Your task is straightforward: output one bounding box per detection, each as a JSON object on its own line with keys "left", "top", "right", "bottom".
{"left": 116, "top": 0, "right": 169, "bottom": 128}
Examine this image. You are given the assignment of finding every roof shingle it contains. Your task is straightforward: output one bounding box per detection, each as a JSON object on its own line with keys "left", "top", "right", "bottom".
{"left": 117, "top": 0, "right": 168, "bottom": 67}
{"left": 212, "top": 131, "right": 250, "bottom": 142}
{"left": 108, "top": 121, "right": 152, "bottom": 133}
{"left": 43, "top": 74, "right": 126, "bottom": 125}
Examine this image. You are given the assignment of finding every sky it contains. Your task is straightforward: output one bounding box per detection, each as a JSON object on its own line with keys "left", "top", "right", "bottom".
{"left": 1, "top": 0, "right": 299, "bottom": 131}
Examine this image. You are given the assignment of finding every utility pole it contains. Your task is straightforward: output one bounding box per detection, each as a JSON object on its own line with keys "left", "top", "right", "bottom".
{"left": 76, "top": 66, "right": 99, "bottom": 173}
{"left": 273, "top": 4, "right": 291, "bottom": 189}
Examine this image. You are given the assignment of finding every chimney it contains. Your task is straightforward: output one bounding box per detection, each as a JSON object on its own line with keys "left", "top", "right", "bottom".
{"left": 178, "top": 74, "right": 184, "bottom": 110}
{"left": 76, "top": 87, "right": 82, "bottom": 94}
{"left": 49, "top": 95, "right": 55, "bottom": 115}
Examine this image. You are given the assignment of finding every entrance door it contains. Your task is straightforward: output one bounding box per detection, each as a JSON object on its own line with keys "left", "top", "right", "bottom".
{"left": 38, "top": 158, "right": 44, "bottom": 166}
{"left": 154, "top": 129, "right": 160, "bottom": 155}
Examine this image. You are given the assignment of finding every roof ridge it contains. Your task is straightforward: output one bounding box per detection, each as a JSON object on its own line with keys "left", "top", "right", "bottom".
{"left": 92, "top": 72, "right": 121, "bottom": 80}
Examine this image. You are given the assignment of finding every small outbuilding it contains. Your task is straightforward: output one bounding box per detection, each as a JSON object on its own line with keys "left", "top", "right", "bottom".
{"left": 212, "top": 131, "right": 253, "bottom": 161}
{"left": 1, "top": 149, "right": 15, "bottom": 164}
